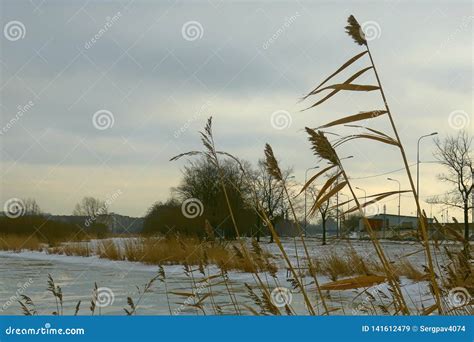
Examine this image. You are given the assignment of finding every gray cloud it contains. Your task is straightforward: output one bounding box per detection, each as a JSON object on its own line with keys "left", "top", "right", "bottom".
{"left": 1, "top": 0, "right": 472, "bottom": 217}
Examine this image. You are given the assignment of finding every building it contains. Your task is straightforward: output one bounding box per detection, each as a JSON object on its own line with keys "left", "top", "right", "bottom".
{"left": 359, "top": 214, "right": 434, "bottom": 231}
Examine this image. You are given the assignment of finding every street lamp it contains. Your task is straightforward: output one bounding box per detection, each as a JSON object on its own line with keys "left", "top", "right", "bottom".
{"left": 355, "top": 187, "right": 367, "bottom": 215}
{"left": 416, "top": 132, "right": 438, "bottom": 207}
{"left": 282, "top": 175, "right": 295, "bottom": 220}
{"left": 339, "top": 193, "right": 350, "bottom": 213}
{"left": 304, "top": 166, "right": 319, "bottom": 235}
{"left": 334, "top": 156, "right": 353, "bottom": 237}
{"left": 387, "top": 177, "right": 401, "bottom": 227}
{"left": 339, "top": 193, "right": 350, "bottom": 236}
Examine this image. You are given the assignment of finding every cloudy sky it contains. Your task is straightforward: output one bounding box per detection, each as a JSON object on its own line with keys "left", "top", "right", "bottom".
{"left": 0, "top": 0, "right": 472, "bottom": 220}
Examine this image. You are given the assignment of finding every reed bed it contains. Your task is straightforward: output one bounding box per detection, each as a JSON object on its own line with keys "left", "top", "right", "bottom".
{"left": 310, "top": 247, "right": 427, "bottom": 282}
{"left": 0, "top": 234, "right": 43, "bottom": 252}
{"left": 48, "top": 243, "right": 92, "bottom": 257}
{"left": 122, "top": 237, "right": 277, "bottom": 273}
{"left": 42, "top": 236, "right": 278, "bottom": 274}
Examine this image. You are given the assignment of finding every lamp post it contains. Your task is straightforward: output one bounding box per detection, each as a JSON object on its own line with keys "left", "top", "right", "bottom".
{"left": 387, "top": 177, "right": 401, "bottom": 227}
{"left": 416, "top": 132, "right": 438, "bottom": 214}
{"left": 335, "top": 156, "right": 353, "bottom": 238}
{"left": 355, "top": 187, "right": 367, "bottom": 215}
{"left": 304, "top": 166, "right": 319, "bottom": 235}
{"left": 355, "top": 187, "right": 366, "bottom": 238}
{"left": 282, "top": 175, "right": 295, "bottom": 220}
{"left": 339, "top": 193, "right": 350, "bottom": 237}
{"left": 339, "top": 193, "right": 350, "bottom": 212}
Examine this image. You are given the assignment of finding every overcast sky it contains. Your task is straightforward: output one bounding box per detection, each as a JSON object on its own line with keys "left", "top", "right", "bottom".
{"left": 0, "top": 0, "right": 472, "bottom": 220}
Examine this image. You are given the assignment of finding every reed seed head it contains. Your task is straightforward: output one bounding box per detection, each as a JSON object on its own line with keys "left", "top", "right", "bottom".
{"left": 345, "top": 15, "right": 367, "bottom": 46}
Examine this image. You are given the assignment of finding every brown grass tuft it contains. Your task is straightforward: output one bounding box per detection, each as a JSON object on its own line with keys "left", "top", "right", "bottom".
{"left": 98, "top": 240, "right": 122, "bottom": 260}
{"left": 48, "top": 243, "right": 91, "bottom": 257}
{"left": 0, "top": 235, "right": 43, "bottom": 252}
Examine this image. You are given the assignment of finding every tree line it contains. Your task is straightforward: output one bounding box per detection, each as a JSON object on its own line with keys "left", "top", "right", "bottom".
{"left": 2, "top": 130, "right": 471, "bottom": 242}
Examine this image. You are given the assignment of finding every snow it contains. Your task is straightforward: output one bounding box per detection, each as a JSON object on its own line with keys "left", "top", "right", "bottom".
{"left": 0, "top": 238, "right": 463, "bottom": 315}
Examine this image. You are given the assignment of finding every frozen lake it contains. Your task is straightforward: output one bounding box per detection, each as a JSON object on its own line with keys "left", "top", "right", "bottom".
{"left": 0, "top": 238, "right": 459, "bottom": 315}
{"left": 0, "top": 252, "right": 265, "bottom": 315}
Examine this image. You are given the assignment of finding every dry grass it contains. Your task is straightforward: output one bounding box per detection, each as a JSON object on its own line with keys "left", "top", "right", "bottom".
{"left": 122, "top": 236, "right": 277, "bottom": 273}
{"left": 311, "top": 247, "right": 427, "bottom": 282}
{"left": 97, "top": 240, "right": 122, "bottom": 260}
{"left": 312, "top": 249, "right": 372, "bottom": 281}
{"left": 0, "top": 235, "right": 43, "bottom": 252}
{"left": 394, "top": 259, "right": 427, "bottom": 281}
{"left": 443, "top": 246, "right": 473, "bottom": 294}
{"left": 48, "top": 243, "right": 91, "bottom": 257}
{"left": 38, "top": 236, "right": 278, "bottom": 274}
{"left": 315, "top": 252, "right": 353, "bottom": 281}
{"left": 0, "top": 231, "right": 277, "bottom": 274}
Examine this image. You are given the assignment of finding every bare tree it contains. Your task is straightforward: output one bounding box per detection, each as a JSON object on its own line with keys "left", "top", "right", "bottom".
{"left": 429, "top": 130, "right": 473, "bottom": 240}
{"left": 308, "top": 185, "right": 334, "bottom": 245}
{"left": 23, "top": 198, "right": 42, "bottom": 216}
{"left": 73, "top": 197, "right": 108, "bottom": 217}
{"left": 252, "top": 159, "right": 294, "bottom": 242}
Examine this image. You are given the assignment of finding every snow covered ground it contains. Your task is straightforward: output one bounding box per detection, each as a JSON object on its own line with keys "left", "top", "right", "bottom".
{"left": 0, "top": 238, "right": 460, "bottom": 315}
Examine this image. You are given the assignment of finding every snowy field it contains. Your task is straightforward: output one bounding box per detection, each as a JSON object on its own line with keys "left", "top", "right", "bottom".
{"left": 0, "top": 238, "right": 463, "bottom": 315}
